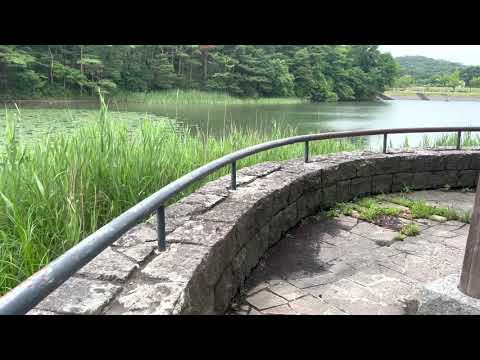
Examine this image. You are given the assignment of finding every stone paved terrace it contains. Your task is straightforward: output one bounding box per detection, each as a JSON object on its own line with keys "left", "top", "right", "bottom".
{"left": 23, "top": 149, "right": 480, "bottom": 315}
{"left": 229, "top": 190, "right": 474, "bottom": 315}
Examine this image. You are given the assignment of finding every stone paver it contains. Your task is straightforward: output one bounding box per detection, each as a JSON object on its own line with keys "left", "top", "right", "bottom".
{"left": 422, "top": 225, "right": 461, "bottom": 238}
{"left": 402, "top": 190, "right": 475, "bottom": 214}
{"left": 230, "top": 190, "right": 472, "bottom": 315}
{"left": 350, "top": 221, "right": 400, "bottom": 246}
{"left": 311, "top": 278, "right": 405, "bottom": 315}
{"left": 288, "top": 270, "right": 347, "bottom": 289}
{"left": 289, "top": 295, "right": 345, "bottom": 315}
{"left": 33, "top": 277, "right": 122, "bottom": 315}
{"left": 27, "top": 309, "right": 60, "bottom": 315}
{"left": 108, "top": 282, "right": 185, "bottom": 315}
{"left": 429, "top": 215, "right": 447, "bottom": 223}
{"left": 262, "top": 304, "right": 299, "bottom": 315}
{"left": 269, "top": 282, "right": 307, "bottom": 301}
{"left": 245, "top": 281, "right": 269, "bottom": 296}
{"left": 246, "top": 290, "right": 288, "bottom": 310}
{"left": 76, "top": 247, "right": 138, "bottom": 282}
{"left": 444, "top": 235, "right": 468, "bottom": 250}
{"left": 417, "top": 274, "right": 480, "bottom": 315}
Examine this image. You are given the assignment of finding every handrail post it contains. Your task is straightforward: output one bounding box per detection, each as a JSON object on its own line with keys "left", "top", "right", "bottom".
{"left": 457, "top": 131, "right": 462, "bottom": 150}
{"left": 304, "top": 141, "right": 309, "bottom": 163}
{"left": 157, "top": 205, "right": 166, "bottom": 251}
{"left": 459, "top": 175, "right": 480, "bottom": 298}
{"left": 231, "top": 161, "right": 237, "bottom": 190}
{"left": 383, "top": 133, "right": 388, "bottom": 153}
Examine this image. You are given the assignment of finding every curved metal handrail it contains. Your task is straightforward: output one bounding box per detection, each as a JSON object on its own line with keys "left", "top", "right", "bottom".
{"left": 1, "top": 126, "right": 479, "bottom": 315}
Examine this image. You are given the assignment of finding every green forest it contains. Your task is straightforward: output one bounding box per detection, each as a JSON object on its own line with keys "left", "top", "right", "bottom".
{"left": 395, "top": 56, "right": 480, "bottom": 88}
{"left": 0, "top": 45, "right": 398, "bottom": 102}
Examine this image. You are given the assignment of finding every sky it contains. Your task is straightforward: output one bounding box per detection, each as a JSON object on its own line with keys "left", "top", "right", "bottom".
{"left": 379, "top": 45, "right": 480, "bottom": 66}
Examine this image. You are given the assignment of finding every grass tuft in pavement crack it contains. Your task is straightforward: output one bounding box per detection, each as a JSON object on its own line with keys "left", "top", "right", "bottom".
{"left": 329, "top": 193, "right": 469, "bottom": 242}
{"left": 329, "top": 197, "right": 401, "bottom": 223}
{"left": 386, "top": 195, "right": 471, "bottom": 223}
{"left": 400, "top": 223, "right": 420, "bottom": 237}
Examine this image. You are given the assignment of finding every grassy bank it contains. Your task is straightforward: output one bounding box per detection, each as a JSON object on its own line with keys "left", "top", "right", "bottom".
{"left": 115, "top": 90, "right": 306, "bottom": 105}
{"left": 0, "top": 98, "right": 356, "bottom": 294}
{"left": 1, "top": 94, "right": 99, "bottom": 102}
{"left": 2, "top": 90, "right": 305, "bottom": 106}
{"left": 386, "top": 86, "right": 480, "bottom": 98}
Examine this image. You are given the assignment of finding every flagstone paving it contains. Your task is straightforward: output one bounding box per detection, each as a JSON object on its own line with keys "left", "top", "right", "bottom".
{"left": 228, "top": 190, "right": 473, "bottom": 315}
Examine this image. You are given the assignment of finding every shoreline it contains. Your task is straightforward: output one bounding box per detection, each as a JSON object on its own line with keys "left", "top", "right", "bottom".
{"left": 4, "top": 95, "right": 480, "bottom": 105}
{"left": 384, "top": 93, "right": 480, "bottom": 102}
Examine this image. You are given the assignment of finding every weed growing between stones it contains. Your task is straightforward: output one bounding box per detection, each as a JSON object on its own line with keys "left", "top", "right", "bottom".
{"left": 386, "top": 196, "right": 470, "bottom": 223}
{"left": 393, "top": 234, "right": 407, "bottom": 241}
{"left": 327, "top": 202, "right": 356, "bottom": 217}
{"left": 400, "top": 223, "right": 420, "bottom": 237}
{"left": 330, "top": 197, "right": 401, "bottom": 223}
{"left": 330, "top": 193, "right": 470, "bottom": 242}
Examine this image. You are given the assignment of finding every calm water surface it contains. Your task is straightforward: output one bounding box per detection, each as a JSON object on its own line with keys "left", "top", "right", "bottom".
{"left": 3, "top": 100, "right": 480, "bottom": 149}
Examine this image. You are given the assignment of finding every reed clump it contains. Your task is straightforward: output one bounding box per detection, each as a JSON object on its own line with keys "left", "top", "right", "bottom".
{"left": 117, "top": 89, "right": 306, "bottom": 105}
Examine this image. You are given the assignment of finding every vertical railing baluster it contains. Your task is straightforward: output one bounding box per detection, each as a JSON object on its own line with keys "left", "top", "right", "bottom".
{"left": 231, "top": 161, "right": 237, "bottom": 190}
{"left": 383, "top": 133, "right": 388, "bottom": 153}
{"left": 304, "top": 141, "right": 309, "bottom": 163}
{"left": 157, "top": 205, "right": 166, "bottom": 251}
{"left": 457, "top": 131, "right": 462, "bottom": 150}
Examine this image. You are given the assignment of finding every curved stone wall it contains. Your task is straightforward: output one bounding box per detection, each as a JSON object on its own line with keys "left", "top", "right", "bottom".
{"left": 27, "top": 149, "right": 480, "bottom": 315}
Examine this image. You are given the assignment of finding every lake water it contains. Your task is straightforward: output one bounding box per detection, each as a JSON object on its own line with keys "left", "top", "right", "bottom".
{"left": 3, "top": 99, "right": 480, "bottom": 150}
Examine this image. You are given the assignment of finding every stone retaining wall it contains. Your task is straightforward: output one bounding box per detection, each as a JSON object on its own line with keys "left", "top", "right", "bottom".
{"left": 27, "top": 149, "right": 480, "bottom": 315}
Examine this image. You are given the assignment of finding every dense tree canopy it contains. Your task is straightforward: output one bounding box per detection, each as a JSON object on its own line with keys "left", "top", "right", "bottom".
{"left": 393, "top": 75, "right": 416, "bottom": 88}
{"left": 460, "top": 66, "right": 480, "bottom": 87}
{"left": 396, "top": 55, "right": 466, "bottom": 85}
{"left": 393, "top": 55, "right": 480, "bottom": 89}
{"left": 0, "top": 45, "right": 398, "bottom": 102}
{"left": 470, "top": 77, "right": 480, "bottom": 88}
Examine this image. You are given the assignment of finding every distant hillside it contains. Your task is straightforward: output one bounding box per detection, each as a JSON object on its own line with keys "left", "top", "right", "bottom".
{"left": 396, "top": 56, "right": 466, "bottom": 84}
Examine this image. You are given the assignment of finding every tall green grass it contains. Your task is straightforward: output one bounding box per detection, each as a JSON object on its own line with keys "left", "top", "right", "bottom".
{"left": 0, "top": 96, "right": 358, "bottom": 294}
{"left": 116, "top": 89, "right": 306, "bottom": 105}
{"left": 420, "top": 132, "right": 480, "bottom": 148}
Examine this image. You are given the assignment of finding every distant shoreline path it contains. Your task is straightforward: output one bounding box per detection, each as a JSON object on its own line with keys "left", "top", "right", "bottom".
{"left": 384, "top": 93, "right": 480, "bottom": 102}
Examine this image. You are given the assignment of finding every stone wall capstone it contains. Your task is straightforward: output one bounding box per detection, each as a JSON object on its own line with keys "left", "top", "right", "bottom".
{"left": 27, "top": 149, "right": 480, "bottom": 315}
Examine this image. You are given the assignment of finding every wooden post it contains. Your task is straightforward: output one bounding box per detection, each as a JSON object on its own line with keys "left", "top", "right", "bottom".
{"left": 459, "top": 175, "right": 480, "bottom": 299}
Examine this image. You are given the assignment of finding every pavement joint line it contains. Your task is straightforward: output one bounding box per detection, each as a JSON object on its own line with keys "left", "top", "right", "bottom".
{"left": 375, "top": 262, "right": 418, "bottom": 283}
